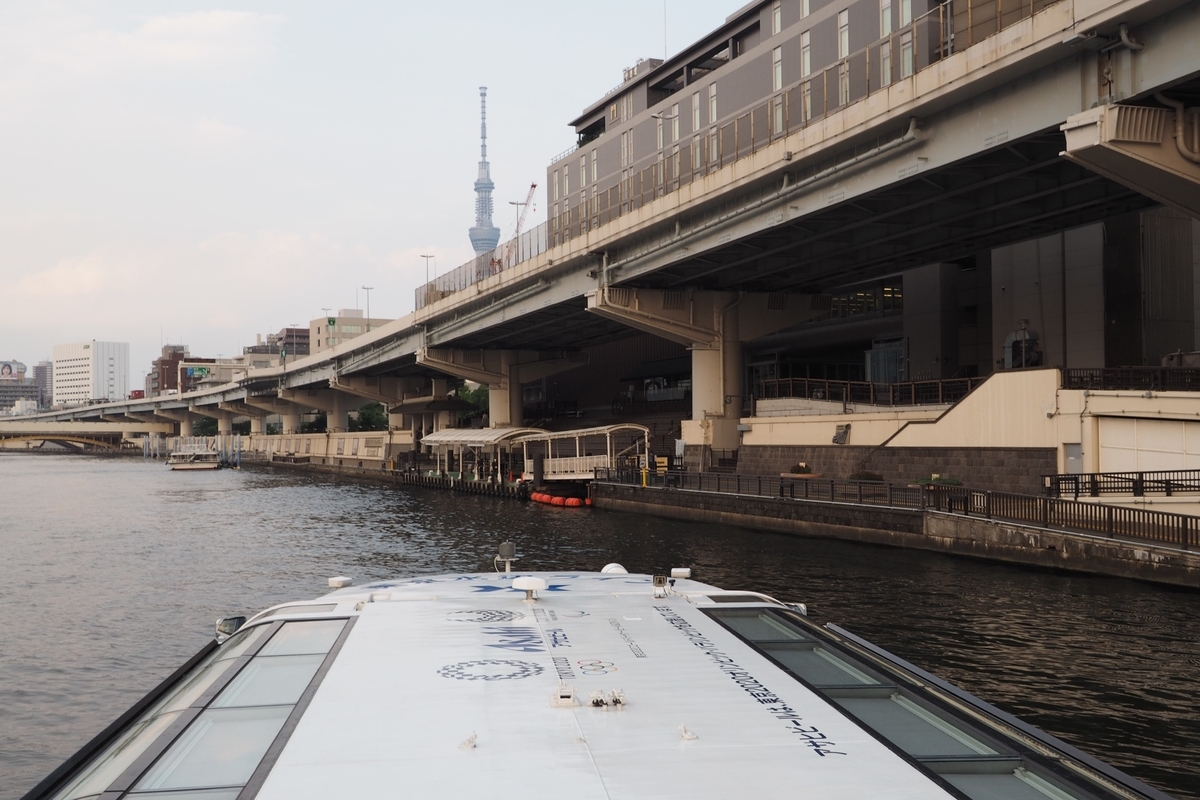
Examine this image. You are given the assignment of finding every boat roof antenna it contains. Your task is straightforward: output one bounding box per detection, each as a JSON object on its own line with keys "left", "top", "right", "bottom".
{"left": 496, "top": 541, "right": 518, "bottom": 574}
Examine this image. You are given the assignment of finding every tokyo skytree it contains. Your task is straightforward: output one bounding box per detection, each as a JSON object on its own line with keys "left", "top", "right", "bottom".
{"left": 468, "top": 87, "right": 501, "bottom": 255}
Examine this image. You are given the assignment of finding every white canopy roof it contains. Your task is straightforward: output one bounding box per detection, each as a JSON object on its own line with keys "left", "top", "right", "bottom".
{"left": 419, "top": 427, "right": 548, "bottom": 447}
{"left": 512, "top": 423, "right": 649, "bottom": 443}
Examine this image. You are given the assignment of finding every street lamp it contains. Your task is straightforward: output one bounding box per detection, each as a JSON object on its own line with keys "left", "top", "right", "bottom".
{"left": 420, "top": 254, "right": 435, "bottom": 307}
{"left": 361, "top": 288, "right": 372, "bottom": 332}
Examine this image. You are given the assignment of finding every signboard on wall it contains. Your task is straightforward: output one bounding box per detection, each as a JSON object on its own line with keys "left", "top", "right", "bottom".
{"left": 0, "top": 361, "right": 26, "bottom": 380}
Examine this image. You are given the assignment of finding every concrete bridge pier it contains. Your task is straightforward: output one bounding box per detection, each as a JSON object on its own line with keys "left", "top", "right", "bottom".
{"left": 586, "top": 288, "right": 806, "bottom": 453}
{"left": 417, "top": 348, "right": 587, "bottom": 427}
{"left": 280, "top": 388, "right": 364, "bottom": 433}
{"left": 242, "top": 397, "right": 297, "bottom": 435}
{"left": 155, "top": 409, "right": 197, "bottom": 437}
{"left": 191, "top": 405, "right": 234, "bottom": 435}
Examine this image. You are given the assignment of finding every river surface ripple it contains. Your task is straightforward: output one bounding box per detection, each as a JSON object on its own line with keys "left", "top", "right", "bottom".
{"left": 2, "top": 455, "right": 1198, "bottom": 799}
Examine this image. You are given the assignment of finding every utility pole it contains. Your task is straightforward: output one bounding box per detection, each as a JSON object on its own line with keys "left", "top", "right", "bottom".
{"left": 362, "top": 287, "right": 373, "bottom": 332}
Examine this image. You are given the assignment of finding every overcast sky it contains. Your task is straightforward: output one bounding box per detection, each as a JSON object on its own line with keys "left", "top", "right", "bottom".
{"left": 2, "top": 0, "right": 738, "bottom": 382}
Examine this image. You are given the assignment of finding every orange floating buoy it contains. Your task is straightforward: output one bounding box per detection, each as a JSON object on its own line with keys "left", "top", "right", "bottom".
{"left": 584, "top": 498, "right": 593, "bottom": 506}
{"left": 565, "top": 497, "right": 583, "bottom": 507}
{"left": 551, "top": 496, "right": 567, "bottom": 506}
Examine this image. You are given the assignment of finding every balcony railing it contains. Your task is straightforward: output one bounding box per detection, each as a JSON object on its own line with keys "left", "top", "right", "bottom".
{"left": 1061, "top": 368, "right": 1200, "bottom": 392}
{"left": 755, "top": 376, "right": 985, "bottom": 407}
{"left": 418, "top": 0, "right": 1062, "bottom": 312}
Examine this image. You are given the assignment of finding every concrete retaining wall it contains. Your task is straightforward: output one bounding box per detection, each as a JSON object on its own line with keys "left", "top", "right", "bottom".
{"left": 735, "top": 445, "right": 1056, "bottom": 495}
{"left": 593, "top": 483, "right": 1200, "bottom": 588}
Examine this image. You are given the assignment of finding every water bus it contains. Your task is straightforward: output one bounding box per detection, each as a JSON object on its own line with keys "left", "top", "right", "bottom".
{"left": 22, "top": 555, "right": 1174, "bottom": 800}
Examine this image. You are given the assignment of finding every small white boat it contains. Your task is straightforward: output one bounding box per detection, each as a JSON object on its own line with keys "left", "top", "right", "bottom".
{"left": 166, "top": 450, "right": 222, "bottom": 470}
{"left": 22, "top": 557, "right": 1176, "bottom": 800}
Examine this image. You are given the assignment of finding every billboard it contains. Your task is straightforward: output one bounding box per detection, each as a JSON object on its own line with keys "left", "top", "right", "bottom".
{"left": 0, "top": 361, "right": 26, "bottom": 380}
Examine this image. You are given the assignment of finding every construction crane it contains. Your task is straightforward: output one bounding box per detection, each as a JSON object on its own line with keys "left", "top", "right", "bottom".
{"left": 499, "top": 182, "right": 538, "bottom": 270}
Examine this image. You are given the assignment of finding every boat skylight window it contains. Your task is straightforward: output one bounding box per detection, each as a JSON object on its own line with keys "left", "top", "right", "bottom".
{"left": 709, "top": 609, "right": 809, "bottom": 642}
{"left": 47, "top": 712, "right": 183, "bottom": 800}
{"left": 45, "top": 618, "right": 352, "bottom": 800}
{"left": 255, "top": 603, "right": 338, "bottom": 621}
{"left": 706, "top": 608, "right": 1098, "bottom": 800}
{"left": 257, "top": 619, "right": 345, "bottom": 656}
{"left": 132, "top": 705, "right": 293, "bottom": 792}
{"left": 126, "top": 790, "right": 241, "bottom": 800}
{"left": 706, "top": 593, "right": 783, "bottom": 605}
{"left": 211, "top": 654, "right": 325, "bottom": 708}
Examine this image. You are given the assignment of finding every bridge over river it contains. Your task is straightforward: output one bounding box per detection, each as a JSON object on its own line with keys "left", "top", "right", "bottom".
{"left": 16, "top": 0, "right": 1200, "bottom": 486}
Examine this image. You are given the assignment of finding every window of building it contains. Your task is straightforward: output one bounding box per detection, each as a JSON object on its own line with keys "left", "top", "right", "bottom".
{"left": 553, "top": 170, "right": 560, "bottom": 200}
{"left": 709, "top": 126, "right": 718, "bottom": 162}
{"left": 592, "top": 151, "right": 598, "bottom": 182}
{"left": 623, "top": 94, "right": 633, "bottom": 120}
{"left": 901, "top": 30, "right": 913, "bottom": 76}
{"left": 880, "top": 39, "right": 892, "bottom": 86}
{"left": 838, "top": 10, "right": 849, "bottom": 58}
{"left": 838, "top": 61, "right": 849, "bottom": 104}
{"left": 802, "top": 0, "right": 810, "bottom": 17}
{"left": 656, "top": 116, "right": 664, "bottom": 150}
{"left": 580, "top": 154, "right": 587, "bottom": 185}
{"left": 801, "top": 31, "right": 811, "bottom": 77}
{"left": 609, "top": 102, "right": 619, "bottom": 123}
{"left": 773, "top": 95, "right": 784, "bottom": 134}
{"left": 693, "top": 134, "right": 702, "bottom": 169}
{"left": 709, "top": 83, "right": 717, "bottom": 123}
{"left": 671, "top": 146, "right": 680, "bottom": 183}
{"left": 900, "top": 0, "right": 912, "bottom": 25}
{"left": 692, "top": 91, "right": 700, "bottom": 129}
{"left": 772, "top": 46, "right": 782, "bottom": 91}
{"left": 772, "top": 0, "right": 782, "bottom": 34}
{"left": 671, "top": 103, "right": 679, "bottom": 141}
{"left": 621, "top": 132, "right": 628, "bottom": 166}
{"left": 562, "top": 167, "right": 569, "bottom": 196}
{"left": 881, "top": 0, "right": 892, "bottom": 35}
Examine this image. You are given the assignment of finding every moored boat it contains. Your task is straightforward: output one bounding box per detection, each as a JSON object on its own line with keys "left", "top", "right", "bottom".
{"left": 21, "top": 556, "right": 1176, "bottom": 800}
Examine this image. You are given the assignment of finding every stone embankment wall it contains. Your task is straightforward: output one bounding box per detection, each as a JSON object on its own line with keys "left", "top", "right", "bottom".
{"left": 594, "top": 483, "right": 1200, "bottom": 588}
{"left": 735, "top": 446, "right": 1056, "bottom": 495}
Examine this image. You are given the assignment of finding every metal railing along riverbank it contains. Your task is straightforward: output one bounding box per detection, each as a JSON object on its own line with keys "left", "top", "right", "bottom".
{"left": 1045, "top": 469, "right": 1200, "bottom": 498}
{"left": 595, "top": 469, "right": 1198, "bottom": 550}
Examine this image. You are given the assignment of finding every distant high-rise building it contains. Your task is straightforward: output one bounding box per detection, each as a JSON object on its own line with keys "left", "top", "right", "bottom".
{"left": 309, "top": 309, "right": 392, "bottom": 355}
{"left": 243, "top": 327, "right": 310, "bottom": 358}
{"left": 52, "top": 341, "right": 129, "bottom": 406}
{"left": 0, "top": 360, "right": 37, "bottom": 413}
{"left": 468, "top": 87, "right": 501, "bottom": 256}
{"left": 32, "top": 361, "right": 52, "bottom": 407}
{"left": 145, "top": 344, "right": 189, "bottom": 397}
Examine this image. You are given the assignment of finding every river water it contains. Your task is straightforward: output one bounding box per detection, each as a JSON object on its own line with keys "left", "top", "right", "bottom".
{"left": 2, "top": 454, "right": 1198, "bottom": 799}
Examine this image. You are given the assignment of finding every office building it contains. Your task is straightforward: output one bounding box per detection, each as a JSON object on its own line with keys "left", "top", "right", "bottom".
{"left": 52, "top": 341, "right": 129, "bottom": 406}
{"left": 310, "top": 310, "right": 392, "bottom": 355}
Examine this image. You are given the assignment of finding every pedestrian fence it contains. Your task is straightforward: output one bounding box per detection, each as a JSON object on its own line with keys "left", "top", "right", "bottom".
{"left": 595, "top": 469, "right": 1197, "bottom": 550}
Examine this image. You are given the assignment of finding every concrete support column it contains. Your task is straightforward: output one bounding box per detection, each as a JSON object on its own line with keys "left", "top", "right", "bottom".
{"left": 250, "top": 415, "right": 265, "bottom": 435}
{"left": 486, "top": 352, "right": 525, "bottom": 427}
{"left": 155, "top": 409, "right": 196, "bottom": 437}
{"left": 282, "top": 411, "right": 302, "bottom": 435}
{"left": 689, "top": 301, "right": 743, "bottom": 451}
{"left": 218, "top": 415, "right": 233, "bottom": 435}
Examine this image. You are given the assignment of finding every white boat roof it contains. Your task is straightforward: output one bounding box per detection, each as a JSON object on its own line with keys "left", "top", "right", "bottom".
{"left": 37, "top": 571, "right": 1170, "bottom": 800}
{"left": 420, "top": 427, "right": 548, "bottom": 447}
{"left": 255, "top": 572, "right": 955, "bottom": 800}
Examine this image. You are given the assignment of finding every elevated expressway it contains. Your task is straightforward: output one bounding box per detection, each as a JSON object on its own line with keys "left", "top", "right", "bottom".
{"left": 24, "top": 0, "right": 1200, "bottom": 451}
